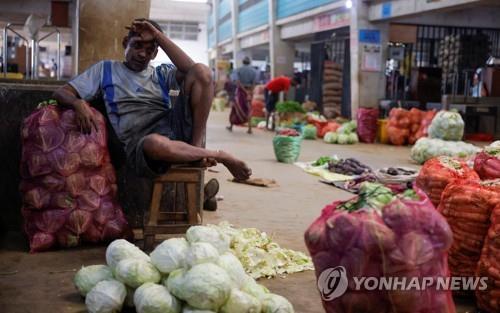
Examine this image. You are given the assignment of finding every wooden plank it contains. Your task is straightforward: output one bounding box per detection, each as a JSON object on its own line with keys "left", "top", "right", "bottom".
{"left": 173, "top": 182, "right": 177, "bottom": 213}
{"left": 198, "top": 171, "right": 205, "bottom": 224}
{"left": 158, "top": 212, "right": 188, "bottom": 222}
{"left": 144, "top": 235, "right": 156, "bottom": 251}
{"left": 144, "top": 224, "right": 193, "bottom": 234}
{"left": 147, "top": 182, "right": 164, "bottom": 226}
{"left": 186, "top": 182, "right": 198, "bottom": 225}
{"left": 156, "top": 170, "right": 202, "bottom": 183}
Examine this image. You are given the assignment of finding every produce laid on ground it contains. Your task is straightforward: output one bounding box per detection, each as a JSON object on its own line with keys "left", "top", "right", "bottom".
{"left": 276, "top": 101, "right": 306, "bottom": 129}
{"left": 305, "top": 182, "right": 455, "bottom": 313}
{"left": 75, "top": 225, "right": 297, "bottom": 313}
{"left": 327, "top": 157, "right": 371, "bottom": 176}
{"left": 20, "top": 103, "right": 131, "bottom": 252}
{"left": 327, "top": 172, "right": 378, "bottom": 194}
{"left": 416, "top": 156, "right": 480, "bottom": 206}
{"left": 438, "top": 180, "right": 500, "bottom": 280}
{"left": 209, "top": 222, "right": 314, "bottom": 279}
{"left": 323, "top": 120, "right": 359, "bottom": 145}
{"left": 410, "top": 137, "right": 480, "bottom": 164}
{"left": 273, "top": 128, "right": 302, "bottom": 163}
{"left": 476, "top": 203, "right": 500, "bottom": 312}
{"left": 428, "top": 110, "right": 465, "bottom": 141}
{"left": 474, "top": 141, "right": 500, "bottom": 179}
{"left": 375, "top": 167, "right": 418, "bottom": 185}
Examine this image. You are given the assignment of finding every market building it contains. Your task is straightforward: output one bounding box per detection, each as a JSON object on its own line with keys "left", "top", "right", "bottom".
{"left": 208, "top": 0, "right": 500, "bottom": 127}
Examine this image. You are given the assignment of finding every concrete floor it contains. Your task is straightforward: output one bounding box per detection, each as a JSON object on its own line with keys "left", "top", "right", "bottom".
{"left": 0, "top": 112, "right": 476, "bottom": 313}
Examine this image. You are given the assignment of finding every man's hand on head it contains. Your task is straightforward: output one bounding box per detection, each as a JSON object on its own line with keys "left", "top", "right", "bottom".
{"left": 130, "top": 20, "right": 162, "bottom": 43}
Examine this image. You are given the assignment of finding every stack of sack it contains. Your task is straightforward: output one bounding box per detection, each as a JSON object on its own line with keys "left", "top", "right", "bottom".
{"left": 322, "top": 61, "right": 342, "bottom": 118}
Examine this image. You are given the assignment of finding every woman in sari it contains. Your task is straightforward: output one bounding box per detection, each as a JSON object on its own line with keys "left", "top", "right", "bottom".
{"left": 226, "top": 57, "right": 257, "bottom": 134}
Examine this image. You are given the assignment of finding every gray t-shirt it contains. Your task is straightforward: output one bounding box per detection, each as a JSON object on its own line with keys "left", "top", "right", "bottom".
{"left": 234, "top": 65, "right": 258, "bottom": 86}
{"left": 69, "top": 60, "right": 178, "bottom": 142}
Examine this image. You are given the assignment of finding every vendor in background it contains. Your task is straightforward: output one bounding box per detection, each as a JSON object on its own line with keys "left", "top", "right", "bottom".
{"left": 223, "top": 65, "right": 236, "bottom": 111}
{"left": 471, "top": 68, "right": 488, "bottom": 98}
{"left": 264, "top": 75, "right": 298, "bottom": 131}
{"left": 227, "top": 56, "right": 258, "bottom": 134}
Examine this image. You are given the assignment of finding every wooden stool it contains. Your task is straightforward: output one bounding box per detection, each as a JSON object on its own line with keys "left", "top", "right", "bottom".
{"left": 143, "top": 166, "right": 204, "bottom": 250}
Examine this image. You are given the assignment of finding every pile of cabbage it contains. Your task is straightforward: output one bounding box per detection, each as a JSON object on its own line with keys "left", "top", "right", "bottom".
{"left": 428, "top": 110, "right": 464, "bottom": 141}
{"left": 209, "top": 222, "right": 314, "bottom": 279}
{"left": 74, "top": 225, "right": 295, "bottom": 313}
{"left": 323, "top": 120, "right": 359, "bottom": 144}
{"left": 410, "top": 137, "right": 480, "bottom": 164}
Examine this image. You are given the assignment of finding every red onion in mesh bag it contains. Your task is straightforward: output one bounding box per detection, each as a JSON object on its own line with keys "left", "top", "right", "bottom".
{"left": 20, "top": 104, "right": 131, "bottom": 252}
{"left": 356, "top": 108, "right": 378, "bottom": 143}
{"left": 304, "top": 187, "right": 456, "bottom": 313}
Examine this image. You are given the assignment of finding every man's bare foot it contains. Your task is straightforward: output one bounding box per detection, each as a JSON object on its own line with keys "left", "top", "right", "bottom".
{"left": 216, "top": 150, "right": 252, "bottom": 181}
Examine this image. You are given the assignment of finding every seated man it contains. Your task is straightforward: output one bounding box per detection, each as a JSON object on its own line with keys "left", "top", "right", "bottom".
{"left": 53, "top": 19, "right": 251, "bottom": 181}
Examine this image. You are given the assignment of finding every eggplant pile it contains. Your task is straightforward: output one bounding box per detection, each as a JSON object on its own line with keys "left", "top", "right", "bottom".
{"left": 381, "top": 167, "right": 416, "bottom": 176}
{"left": 328, "top": 158, "right": 372, "bottom": 176}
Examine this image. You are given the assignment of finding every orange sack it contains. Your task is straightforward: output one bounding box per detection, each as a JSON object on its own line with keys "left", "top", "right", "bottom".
{"left": 438, "top": 180, "right": 500, "bottom": 282}
{"left": 476, "top": 203, "right": 500, "bottom": 312}
{"left": 416, "top": 156, "right": 480, "bottom": 207}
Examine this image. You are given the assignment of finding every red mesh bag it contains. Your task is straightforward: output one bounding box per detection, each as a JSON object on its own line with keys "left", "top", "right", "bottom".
{"left": 356, "top": 108, "right": 378, "bottom": 143}
{"left": 407, "top": 108, "right": 424, "bottom": 145}
{"left": 305, "top": 185, "right": 455, "bottom": 313}
{"left": 438, "top": 180, "right": 500, "bottom": 280}
{"left": 414, "top": 110, "right": 437, "bottom": 140}
{"left": 474, "top": 144, "right": 500, "bottom": 180}
{"left": 476, "top": 203, "right": 500, "bottom": 312}
{"left": 387, "top": 108, "right": 411, "bottom": 146}
{"left": 416, "top": 156, "right": 480, "bottom": 207}
{"left": 317, "top": 122, "right": 340, "bottom": 138}
{"left": 20, "top": 104, "right": 131, "bottom": 252}
{"left": 251, "top": 99, "right": 265, "bottom": 117}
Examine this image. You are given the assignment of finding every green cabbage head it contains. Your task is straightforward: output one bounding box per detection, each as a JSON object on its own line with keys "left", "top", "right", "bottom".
{"left": 186, "top": 226, "right": 230, "bottom": 254}
{"left": 74, "top": 264, "right": 113, "bottom": 297}
{"left": 85, "top": 279, "right": 126, "bottom": 313}
{"left": 164, "top": 268, "right": 187, "bottom": 299}
{"left": 186, "top": 242, "right": 220, "bottom": 267}
{"left": 114, "top": 258, "right": 161, "bottom": 288}
{"left": 182, "top": 305, "right": 216, "bottom": 313}
{"left": 323, "top": 132, "right": 338, "bottom": 144}
{"left": 220, "top": 289, "right": 261, "bottom": 313}
{"left": 217, "top": 252, "right": 251, "bottom": 288}
{"left": 262, "top": 294, "right": 295, "bottom": 313}
{"left": 241, "top": 280, "right": 270, "bottom": 301}
{"left": 133, "top": 283, "right": 181, "bottom": 313}
{"left": 150, "top": 237, "right": 189, "bottom": 274}
{"left": 428, "top": 110, "right": 464, "bottom": 141}
{"left": 105, "top": 239, "right": 150, "bottom": 269}
{"left": 169, "top": 263, "right": 231, "bottom": 311}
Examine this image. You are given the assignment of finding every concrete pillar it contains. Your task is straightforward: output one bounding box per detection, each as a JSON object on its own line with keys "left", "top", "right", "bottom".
{"left": 230, "top": 0, "right": 242, "bottom": 68}
{"left": 349, "top": 1, "right": 388, "bottom": 112}
{"left": 212, "top": 0, "right": 222, "bottom": 78}
{"left": 268, "top": 0, "right": 294, "bottom": 78}
{"left": 78, "top": 0, "right": 151, "bottom": 72}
